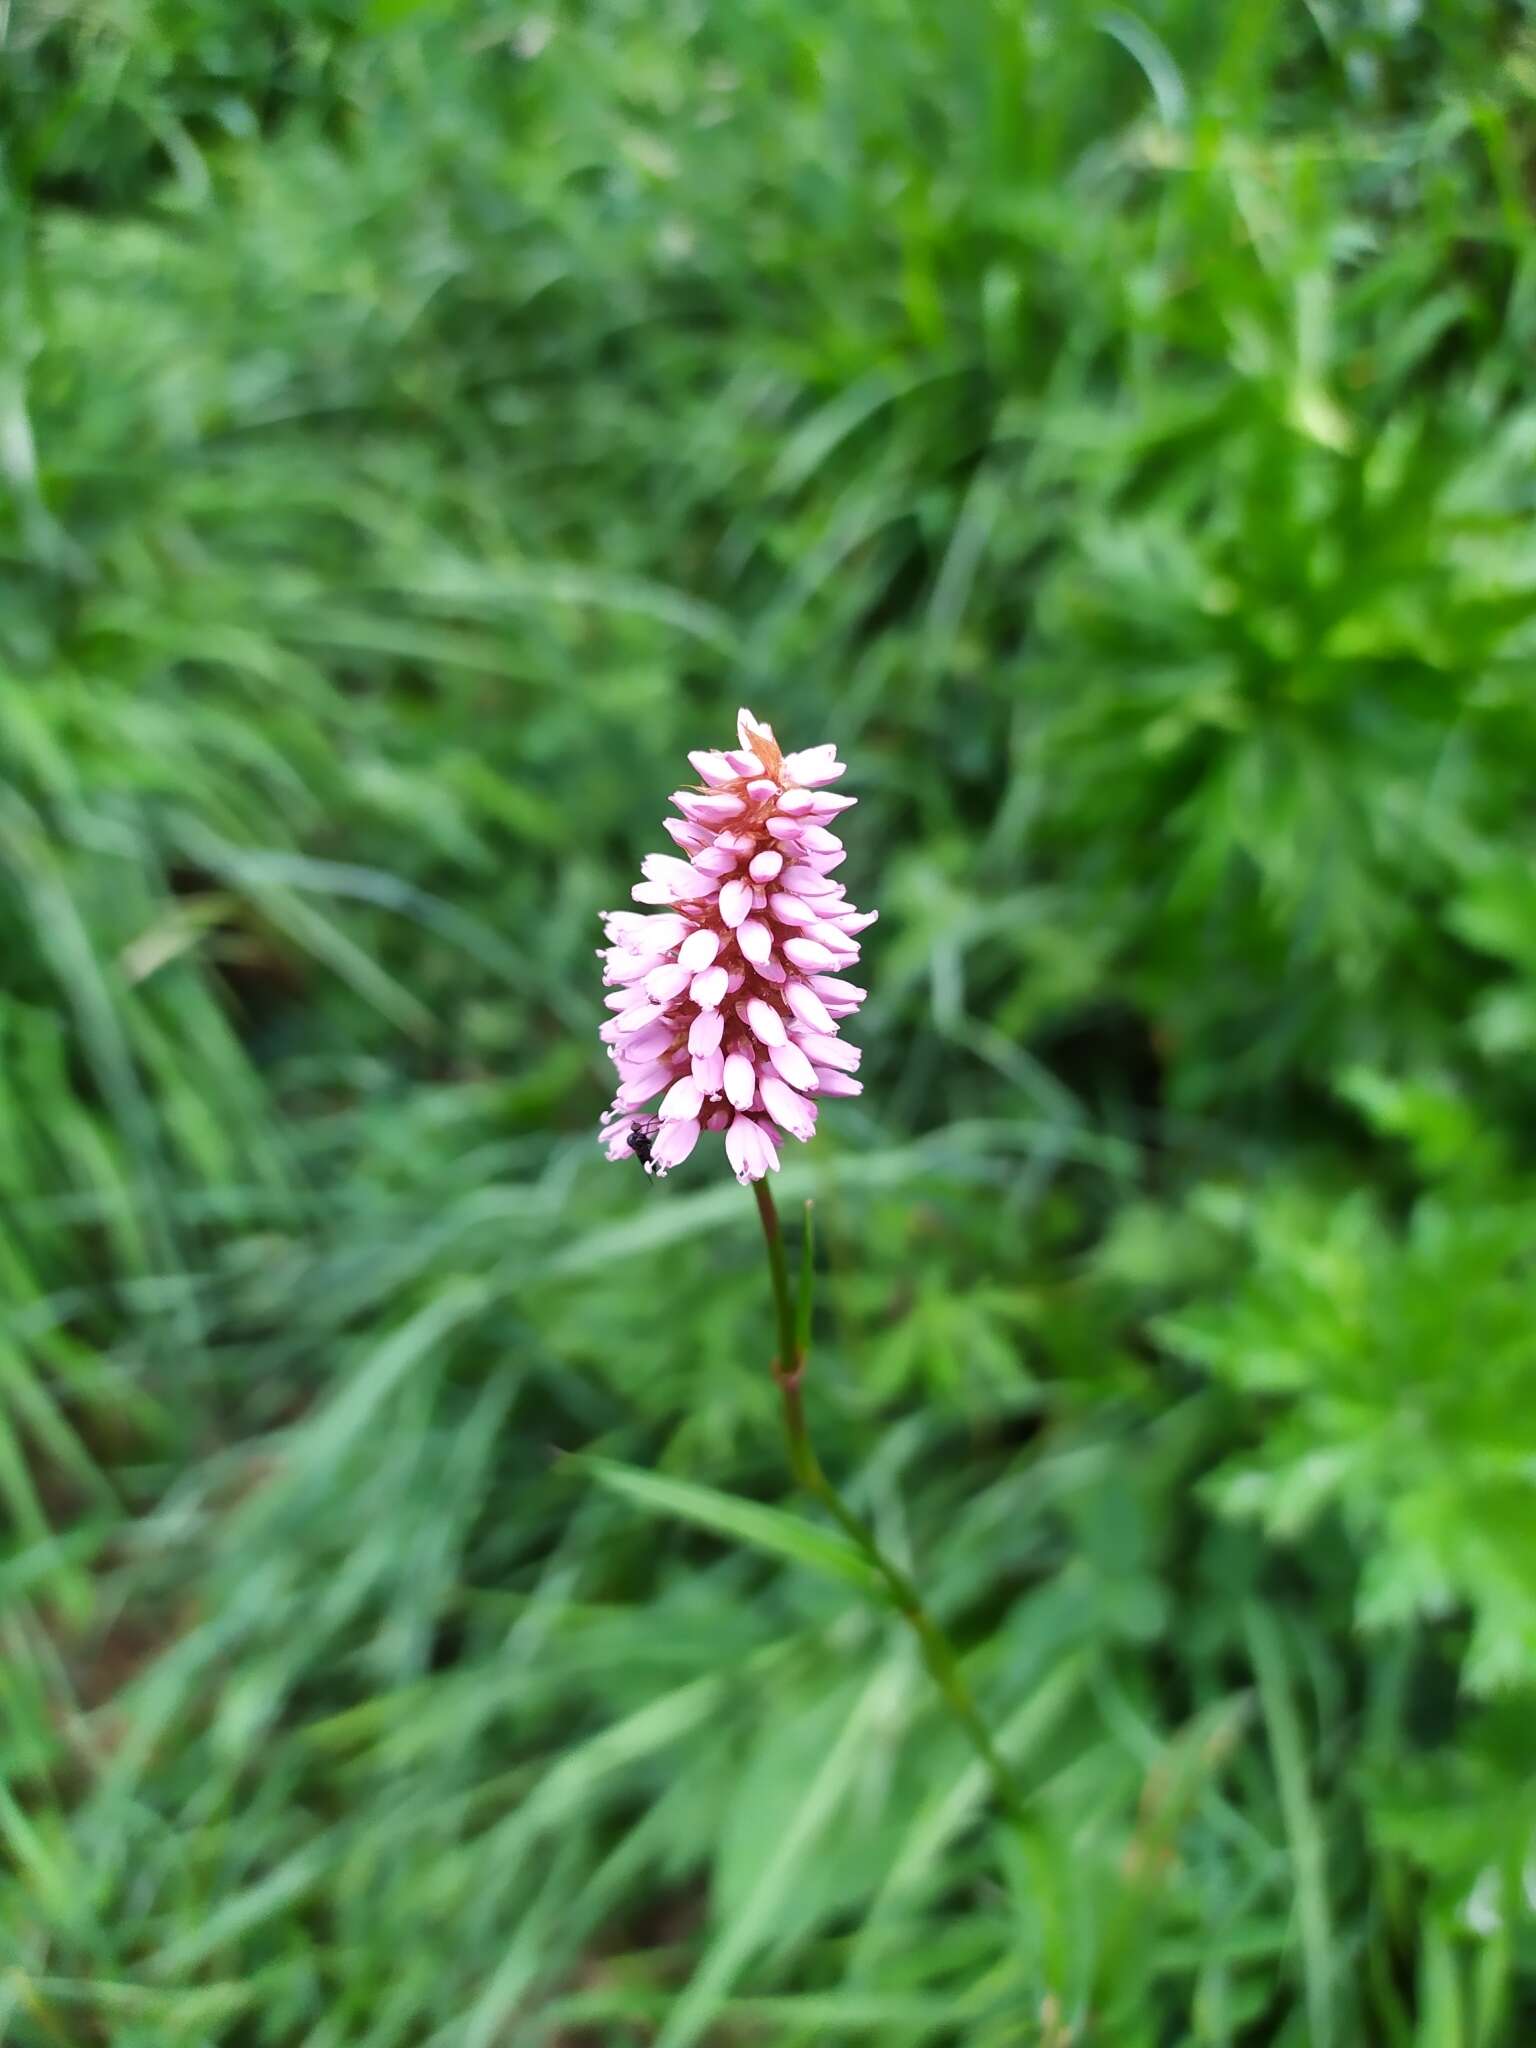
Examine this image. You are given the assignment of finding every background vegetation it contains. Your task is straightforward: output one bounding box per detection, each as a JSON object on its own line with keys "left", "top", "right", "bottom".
{"left": 4, "top": 1, "right": 1536, "bottom": 2041}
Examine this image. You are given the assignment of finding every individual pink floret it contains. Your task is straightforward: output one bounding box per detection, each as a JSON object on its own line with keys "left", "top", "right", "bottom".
{"left": 597, "top": 708, "right": 871, "bottom": 1182}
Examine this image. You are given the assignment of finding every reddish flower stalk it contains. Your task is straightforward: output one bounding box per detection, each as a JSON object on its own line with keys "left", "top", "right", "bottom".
{"left": 598, "top": 709, "right": 872, "bottom": 1180}
{"left": 750, "top": 1178, "right": 1028, "bottom": 1827}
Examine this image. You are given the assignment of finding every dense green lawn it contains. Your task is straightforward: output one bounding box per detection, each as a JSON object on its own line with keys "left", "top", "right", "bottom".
{"left": 4, "top": 2, "right": 1536, "bottom": 2041}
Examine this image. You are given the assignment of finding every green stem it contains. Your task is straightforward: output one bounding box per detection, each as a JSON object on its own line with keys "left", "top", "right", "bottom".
{"left": 753, "top": 1177, "right": 800, "bottom": 1382}
{"left": 750, "top": 1179, "right": 1027, "bottom": 1825}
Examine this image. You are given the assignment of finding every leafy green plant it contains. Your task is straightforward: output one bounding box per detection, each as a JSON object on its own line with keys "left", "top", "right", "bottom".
{"left": 1165, "top": 1179, "right": 1536, "bottom": 1694}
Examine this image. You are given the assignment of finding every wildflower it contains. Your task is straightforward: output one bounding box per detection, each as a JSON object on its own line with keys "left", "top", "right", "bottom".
{"left": 598, "top": 709, "right": 871, "bottom": 1181}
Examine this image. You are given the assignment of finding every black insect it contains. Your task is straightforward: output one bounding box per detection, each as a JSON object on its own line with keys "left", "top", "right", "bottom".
{"left": 625, "top": 1117, "right": 662, "bottom": 1171}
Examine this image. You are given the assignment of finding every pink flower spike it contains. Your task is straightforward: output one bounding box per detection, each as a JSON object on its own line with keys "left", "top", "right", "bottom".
{"left": 598, "top": 710, "right": 868, "bottom": 1180}
{"left": 659, "top": 1075, "right": 705, "bottom": 1122}
{"left": 719, "top": 878, "right": 753, "bottom": 928}
{"left": 724, "top": 1051, "right": 757, "bottom": 1110}
{"left": 745, "top": 998, "right": 787, "bottom": 1046}
{"left": 677, "top": 927, "right": 720, "bottom": 972}
{"left": 647, "top": 1119, "right": 700, "bottom": 1175}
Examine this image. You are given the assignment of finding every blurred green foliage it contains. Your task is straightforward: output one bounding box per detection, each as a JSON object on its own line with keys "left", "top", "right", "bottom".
{"left": 3, "top": 0, "right": 1536, "bottom": 2041}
